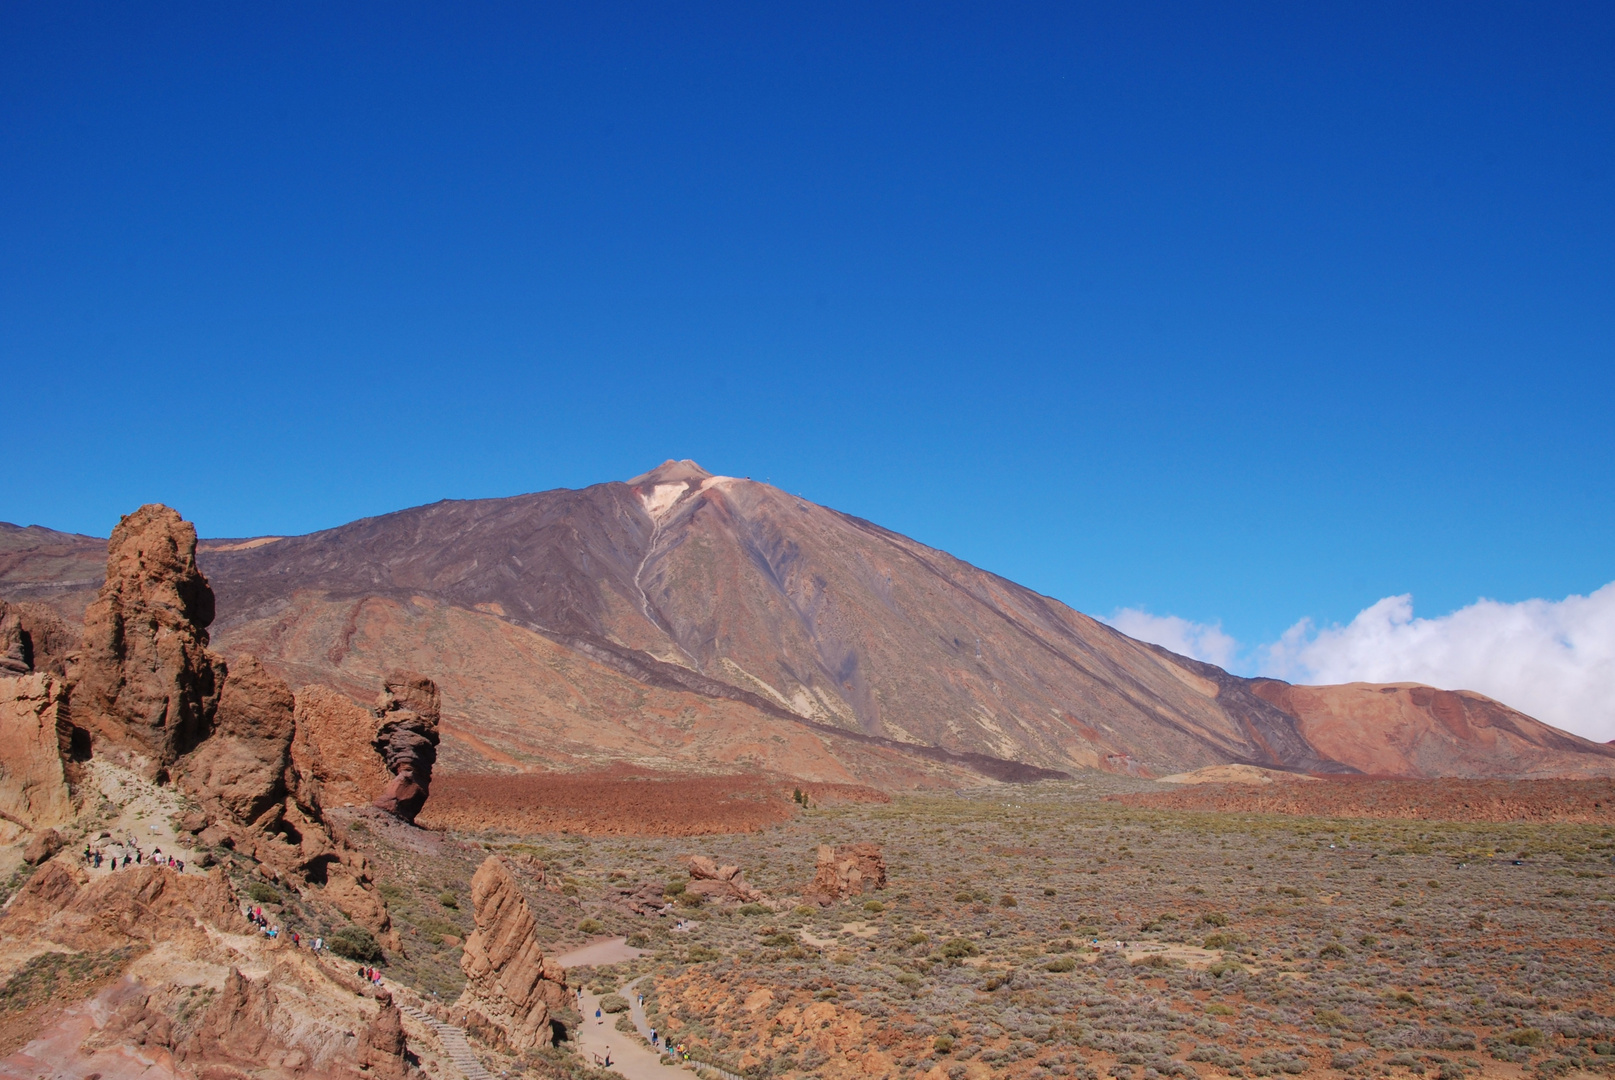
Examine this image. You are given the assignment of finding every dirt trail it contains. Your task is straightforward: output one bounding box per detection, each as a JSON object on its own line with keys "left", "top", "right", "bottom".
{"left": 554, "top": 937, "right": 648, "bottom": 969}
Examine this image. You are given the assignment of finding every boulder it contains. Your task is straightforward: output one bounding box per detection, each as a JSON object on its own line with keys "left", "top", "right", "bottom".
{"left": 803, "top": 842, "right": 887, "bottom": 906}
{"left": 454, "top": 856, "right": 568, "bottom": 1052}
{"left": 687, "top": 854, "right": 765, "bottom": 904}
{"left": 70, "top": 505, "right": 225, "bottom": 778}
{"left": 22, "top": 826, "right": 63, "bottom": 865}
{"left": 370, "top": 670, "right": 441, "bottom": 824}
{"left": 0, "top": 673, "right": 74, "bottom": 841}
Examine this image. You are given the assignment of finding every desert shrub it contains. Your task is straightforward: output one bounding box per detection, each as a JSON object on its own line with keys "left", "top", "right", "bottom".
{"left": 665, "top": 879, "right": 687, "bottom": 896}
{"left": 1046, "top": 957, "right": 1077, "bottom": 973}
{"left": 864, "top": 900, "right": 884, "bottom": 913}
{"left": 329, "top": 926, "right": 382, "bottom": 963}
{"left": 678, "top": 891, "right": 704, "bottom": 908}
{"left": 1508, "top": 1029, "right": 1545, "bottom": 1048}
{"left": 906, "top": 932, "right": 930, "bottom": 946}
{"left": 1318, "top": 943, "right": 1347, "bottom": 959}
{"left": 942, "top": 938, "right": 980, "bottom": 959}
{"left": 600, "top": 993, "right": 629, "bottom": 1013}
{"left": 578, "top": 918, "right": 603, "bottom": 934}
{"left": 793, "top": 905, "right": 817, "bottom": 916}
{"left": 1131, "top": 954, "right": 1171, "bottom": 969}
{"left": 247, "top": 882, "right": 282, "bottom": 905}
{"left": 626, "top": 931, "right": 650, "bottom": 947}
{"left": 934, "top": 1035, "right": 955, "bottom": 1054}
{"left": 737, "top": 903, "right": 768, "bottom": 916}
{"left": 1201, "top": 912, "right": 1229, "bottom": 927}
{"left": 438, "top": 891, "right": 458, "bottom": 909}
{"left": 1001, "top": 894, "right": 1018, "bottom": 907}
{"left": 686, "top": 945, "right": 721, "bottom": 962}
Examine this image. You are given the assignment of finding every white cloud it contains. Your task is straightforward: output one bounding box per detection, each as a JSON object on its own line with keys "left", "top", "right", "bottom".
{"left": 1260, "top": 583, "right": 1615, "bottom": 743}
{"left": 1106, "top": 608, "right": 1240, "bottom": 669}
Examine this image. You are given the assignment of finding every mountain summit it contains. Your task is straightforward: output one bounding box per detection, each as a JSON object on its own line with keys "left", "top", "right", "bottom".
{"left": 3, "top": 465, "right": 1612, "bottom": 785}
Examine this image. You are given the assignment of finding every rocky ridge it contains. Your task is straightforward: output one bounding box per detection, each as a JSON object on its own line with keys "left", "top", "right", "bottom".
{"left": 453, "top": 856, "right": 569, "bottom": 1052}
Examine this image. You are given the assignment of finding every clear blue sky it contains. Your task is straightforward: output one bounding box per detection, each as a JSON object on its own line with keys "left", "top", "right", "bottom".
{"left": 3, "top": 2, "right": 1612, "bottom": 653}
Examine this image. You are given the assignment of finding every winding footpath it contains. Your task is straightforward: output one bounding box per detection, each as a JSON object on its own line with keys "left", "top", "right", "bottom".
{"left": 395, "top": 937, "right": 746, "bottom": 1080}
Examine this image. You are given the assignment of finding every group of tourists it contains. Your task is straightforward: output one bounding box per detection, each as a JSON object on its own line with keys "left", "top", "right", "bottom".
{"left": 358, "top": 966, "right": 384, "bottom": 987}
{"left": 83, "top": 839, "right": 185, "bottom": 873}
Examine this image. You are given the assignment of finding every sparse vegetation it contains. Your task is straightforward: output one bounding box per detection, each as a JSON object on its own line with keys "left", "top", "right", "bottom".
{"left": 313, "top": 777, "right": 1615, "bottom": 1080}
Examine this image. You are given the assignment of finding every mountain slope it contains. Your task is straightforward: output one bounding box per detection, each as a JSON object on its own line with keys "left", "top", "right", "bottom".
{"left": 5, "top": 463, "right": 1613, "bottom": 782}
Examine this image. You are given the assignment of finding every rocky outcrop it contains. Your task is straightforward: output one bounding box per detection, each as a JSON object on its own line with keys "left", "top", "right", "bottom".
{"left": 0, "top": 857, "right": 417, "bottom": 1080}
{"left": 179, "top": 966, "right": 417, "bottom": 1079}
{"left": 0, "top": 601, "right": 28, "bottom": 675}
{"left": 687, "top": 854, "right": 766, "bottom": 904}
{"left": 803, "top": 843, "right": 886, "bottom": 905}
{"left": 454, "top": 855, "right": 568, "bottom": 1052}
{"left": 614, "top": 879, "right": 669, "bottom": 915}
{"left": 180, "top": 653, "right": 295, "bottom": 828}
{"left": 291, "top": 684, "right": 393, "bottom": 810}
{"left": 0, "top": 673, "right": 74, "bottom": 842}
{"left": 0, "top": 598, "right": 77, "bottom": 677}
{"left": 370, "top": 671, "right": 440, "bottom": 824}
{"left": 70, "top": 505, "right": 225, "bottom": 778}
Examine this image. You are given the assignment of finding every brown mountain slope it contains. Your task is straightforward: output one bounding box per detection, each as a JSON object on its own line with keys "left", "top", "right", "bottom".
{"left": 5, "top": 462, "right": 1613, "bottom": 781}
{"left": 0, "top": 523, "right": 102, "bottom": 618}
{"left": 1248, "top": 680, "right": 1615, "bottom": 779}
{"left": 187, "top": 460, "right": 1337, "bottom": 778}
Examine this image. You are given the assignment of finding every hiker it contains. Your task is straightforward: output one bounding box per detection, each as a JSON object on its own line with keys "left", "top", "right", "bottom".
{"left": 596, "top": 1007, "right": 602, "bottom": 1021}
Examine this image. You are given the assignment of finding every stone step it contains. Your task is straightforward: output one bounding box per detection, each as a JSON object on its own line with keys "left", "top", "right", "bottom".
{"left": 397, "top": 1004, "right": 495, "bottom": 1080}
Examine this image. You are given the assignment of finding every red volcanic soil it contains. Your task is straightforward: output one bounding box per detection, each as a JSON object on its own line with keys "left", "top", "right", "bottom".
{"left": 1115, "top": 775, "right": 1615, "bottom": 823}
{"left": 417, "top": 769, "right": 886, "bottom": 836}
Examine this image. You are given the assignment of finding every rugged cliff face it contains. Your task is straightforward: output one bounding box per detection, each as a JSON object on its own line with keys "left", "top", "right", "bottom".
{"left": 454, "top": 856, "right": 569, "bottom": 1052}
{"left": 0, "top": 673, "right": 74, "bottom": 843}
{"left": 71, "top": 505, "right": 225, "bottom": 779}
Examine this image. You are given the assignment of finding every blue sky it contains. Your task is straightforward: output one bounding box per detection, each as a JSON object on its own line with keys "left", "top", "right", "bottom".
{"left": 3, "top": 4, "right": 1613, "bottom": 723}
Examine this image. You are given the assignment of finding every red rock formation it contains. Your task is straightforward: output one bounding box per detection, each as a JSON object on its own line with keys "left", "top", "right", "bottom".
{"left": 803, "top": 843, "right": 887, "bottom": 906}
{"left": 291, "top": 684, "right": 393, "bottom": 810}
{"left": 0, "top": 860, "right": 414, "bottom": 1078}
{"left": 71, "top": 505, "right": 225, "bottom": 778}
{"left": 0, "top": 673, "right": 74, "bottom": 842}
{"left": 180, "top": 653, "right": 295, "bottom": 828}
{"left": 370, "top": 670, "right": 440, "bottom": 824}
{"left": 0, "top": 598, "right": 77, "bottom": 677}
{"left": 687, "top": 855, "right": 766, "bottom": 904}
{"left": 454, "top": 855, "right": 568, "bottom": 1051}
{"left": 0, "top": 600, "right": 28, "bottom": 675}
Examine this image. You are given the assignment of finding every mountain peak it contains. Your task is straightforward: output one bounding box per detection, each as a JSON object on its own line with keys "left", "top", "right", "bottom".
{"left": 627, "top": 459, "right": 712, "bottom": 486}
